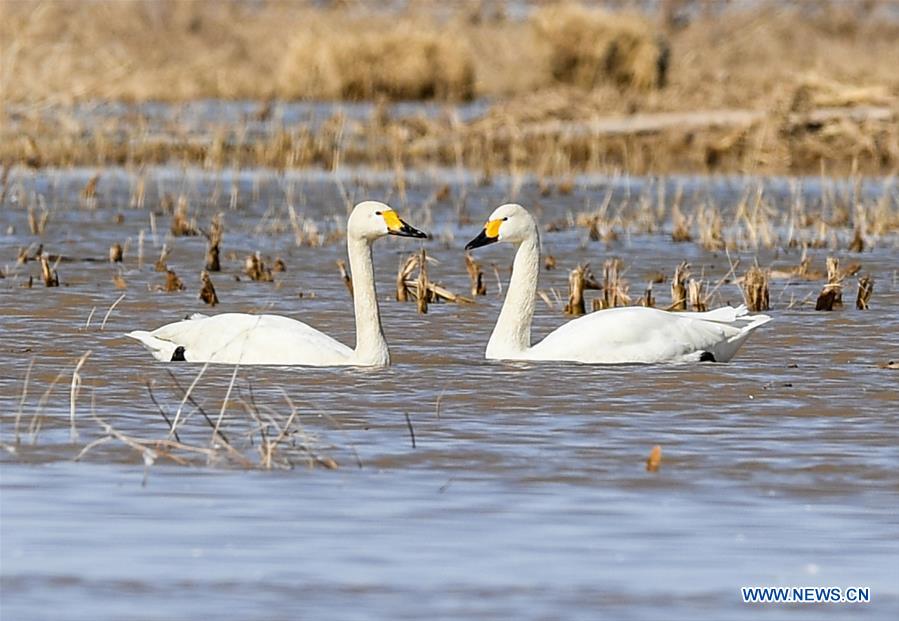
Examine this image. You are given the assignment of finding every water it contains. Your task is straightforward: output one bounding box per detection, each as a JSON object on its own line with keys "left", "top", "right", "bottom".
{"left": 2, "top": 167, "right": 898, "bottom": 620}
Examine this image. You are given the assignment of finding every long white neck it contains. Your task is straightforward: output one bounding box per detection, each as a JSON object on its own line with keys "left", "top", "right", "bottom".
{"left": 347, "top": 235, "right": 389, "bottom": 365}
{"left": 486, "top": 232, "right": 539, "bottom": 358}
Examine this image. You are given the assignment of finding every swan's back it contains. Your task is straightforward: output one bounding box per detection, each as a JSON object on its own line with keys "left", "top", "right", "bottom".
{"left": 529, "top": 305, "right": 770, "bottom": 364}
{"left": 127, "top": 313, "right": 355, "bottom": 365}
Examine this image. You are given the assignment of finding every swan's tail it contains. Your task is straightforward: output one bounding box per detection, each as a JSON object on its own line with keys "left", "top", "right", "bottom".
{"left": 710, "top": 307, "right": 771, "bottom": 362}
{"left": 125, "top": 331, "right": 178, "bottom": 362}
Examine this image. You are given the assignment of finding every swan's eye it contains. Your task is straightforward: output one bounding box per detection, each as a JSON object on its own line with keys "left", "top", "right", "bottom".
{"left": 375, "top": 211, "right": 382, "bottom": 215}
{"left": 502, "top": 217, "right": 508, "bottom": 221}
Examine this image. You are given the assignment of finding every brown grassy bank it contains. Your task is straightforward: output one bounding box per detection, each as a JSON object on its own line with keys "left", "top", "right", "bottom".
{"left": 1, "top": 0, "right": 898, "bottom": 175}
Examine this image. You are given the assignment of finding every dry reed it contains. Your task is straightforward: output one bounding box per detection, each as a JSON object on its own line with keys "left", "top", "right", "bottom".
{"left": 742, "top": 265, "right": 770, "bottom": 312}
{"left": 594, "top": 259, "right": 630, "bottom": 310}
{"left": 687, "top": 279, "right": 707, "bottom": 312}
{"left": 336, "top": 260, "right": 353, "bottom": 298}
{"left": 532, "top": 3, "right": 668, "bottom": 90}
{"left": 2, "top": 3, "right": 897, "bottom": 176}
{"left": 855, "top": 275, "right": 873, "bottom": 310}
{"left": 164, "top": 269, "right": 184, "bottom": 293}
{"left": 199, "top": 271, "right": 218, "bottom": 306}
{"left": 815, "top": 256, "right": 843, "bottom": 311}
{"left": 108, "top": 243, "right": 123, "bottom": 263}
{"left": 39, "top": 254, "right": 58, "bottom": 287}
{"left": 465, "top": 253, "right": 487, "bottom": 297}
{"left": 204, "top": 214, "right": 223, "bottom": 272}
{"left": 244, "top": 253, "right": 274, "bottom": 282}
{"left": 646, "top": 445, "right": 662, "bottom": 472}
{"left": 669, "top": 261, "right": 688, "bottom": 311}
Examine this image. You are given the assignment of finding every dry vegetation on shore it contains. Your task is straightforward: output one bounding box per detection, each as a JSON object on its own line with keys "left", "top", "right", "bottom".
{"left": 2, "top": 0, "right": 898, "bottom": 175}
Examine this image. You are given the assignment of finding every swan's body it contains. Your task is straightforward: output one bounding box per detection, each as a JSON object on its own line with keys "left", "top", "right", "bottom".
{"left": 126, "top": 201, "right": 427, "bottom": 366}
{"left": 466, "top": 204, "right": 770, "bottom": 364}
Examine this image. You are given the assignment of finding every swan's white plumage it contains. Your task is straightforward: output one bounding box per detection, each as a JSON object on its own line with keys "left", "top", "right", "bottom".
{"left": 126, "top": 201, "right": 427, "bottom": 366}
{"left": 466, "top": 203, "right": 771, "bottom": 364}
{"left": 126, "top": 314, "right": 354, "bottom": 365}
{"left": 529, "top": 305, "right": 770, "bottom": 363}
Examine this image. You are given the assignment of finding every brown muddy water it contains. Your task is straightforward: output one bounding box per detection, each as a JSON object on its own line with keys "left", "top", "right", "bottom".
{"left": 1, "top": 167, "right": 898, "bottom": 620}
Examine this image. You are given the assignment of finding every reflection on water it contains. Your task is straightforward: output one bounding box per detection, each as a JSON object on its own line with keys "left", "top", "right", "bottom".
{"left": 1, "top": 168, "right": 898, "bottom": 620}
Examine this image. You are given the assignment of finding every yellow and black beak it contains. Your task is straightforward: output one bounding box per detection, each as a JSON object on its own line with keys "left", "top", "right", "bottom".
{"left": 384, "top": 210, "right": 429, "bottom": 239}
{"left": 465, "top": 219, "right": 501, "bottom": 250}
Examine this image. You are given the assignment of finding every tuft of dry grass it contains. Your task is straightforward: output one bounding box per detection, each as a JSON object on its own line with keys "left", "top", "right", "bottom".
{"left": 594, "top": 258, "right": 630, "bottom": 310}
{"left": 742, "top": 265, "right": 770, "bottom": 312}
{"left": 278, "top": 17, "right": 475, "bottom": 101}
{"left": 244, "top": 253, "right": 274, "bottom": 283}
{"left": 532, "top": 3, "right": 668, "bottom": 91}
{"left": 563, "top": 264, "right": 595, "bottom": 316}
{"left": 163, "top": 269, "right": 184, "bottom": 293}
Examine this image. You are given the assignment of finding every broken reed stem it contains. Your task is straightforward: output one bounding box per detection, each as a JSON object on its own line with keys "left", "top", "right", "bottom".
{"left": 109, "top": 242, "right": 123, "bottom": 263}
{"left": 199, "top": 270, "right": 219, "bottom": 306}
{"left": 170, "top": 196, "right": 198, "bottom": 236}
{"left": 848, "top": 226, "right": 865, "bottom": 252}
{"left": 212, "top": 364, "right": 240, "bottom": 446}
{"left": 687, "top": 279, "right": 707, "bottom": 312}
{"left": 205, "top": 213, "right": 223, "bottom": 271}
{"left": 244, "top": 252, "right": 273, "bottom": 281}
{"left": 99, "top": 292, "right": 126, "bottom": 330}
{"left": 856, "top": 274, "right": 873, "bottom": 310}
{"left": 742, "top": 265, "right": 769, "bottom": 312}
{"left": 416, "top": 248, "right": 429, "bottom": 314}
{"left": 263, "top": 388, "right": 304, "bottom": 469}
{"left": 403, "top": 412, "right": 417, "bottom": 449}
{"left": 69, "top": 351, "right": 91, "bottom": 442}
{"left": 464, "top": 252, "right": 486, "bottom": 296}
{"left": 39, "top": 254, "right": 58, "bottom": 286}
{"left": 639, "top": 281, "right": 655, "bottom": 307}
{"left": 28, "top": 206, "right": 50, "bottom": 235}
{"left": 564, "top": 265, "right": 587, "bottom": 315}
{"left": 165, "top": 370, "right": 236, "bottom": 451}
{"left": 671, "top": 204, "right": 691, "bottom": 242}
{"left": 15, "top": 358, "right": 35, "bottom": 445}
{"left": 170, "top": 362, "right": 209, "bottom": 439}
{"left": 336, "top": 259, "right": 353, "bottom": 298}
{"left": 155, "top": 243, "right": 170, "bottom": 272}
{"left": 646, "top": 445, "right": 662, "bottom": 472}
{"left": 145, "top": 379, "right": 180, "bottom": 442}
{"left": 164, "top": 268, "right": 184, "bottom": 292}
{"left": 815, "top": 256, "right": 843, "bottom": 311}
{"left": 669, "top": 261, "right": 688, "bottom": 311}
{"left": 396, "top": 254, "right": 416, "bottom": 302}
{"left": 596, "top": 258, "right": 628, "bottom": 310}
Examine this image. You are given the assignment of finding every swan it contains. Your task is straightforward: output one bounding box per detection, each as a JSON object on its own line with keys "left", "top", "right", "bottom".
{"left": 465, "top": 203, "right": 771, "bottom": 364}
{"left": 126, "top": 201, "right": 428, "bottom": 366}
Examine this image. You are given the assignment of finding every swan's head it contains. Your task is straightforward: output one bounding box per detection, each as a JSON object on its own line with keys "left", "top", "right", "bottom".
{"left": 348, "top": 201, "right": 429, "bottom": 242}
{"left": 465, "top": 203, "right": 536, "bottom": 249}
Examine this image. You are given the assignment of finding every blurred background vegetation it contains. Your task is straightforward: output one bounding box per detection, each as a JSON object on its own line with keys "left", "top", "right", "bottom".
{"left": 1, "top": 0, "right": 897, "bottom": 175}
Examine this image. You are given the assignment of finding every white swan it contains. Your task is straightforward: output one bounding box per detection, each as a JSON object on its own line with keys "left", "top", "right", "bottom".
{"left": 126, "top": 201, "right": 427, "bottom": 366}
{"left": 465, "top": 203, "right": 771, "bottom": 363}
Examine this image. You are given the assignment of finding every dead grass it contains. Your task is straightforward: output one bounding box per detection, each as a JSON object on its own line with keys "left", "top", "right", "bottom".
{"left": 532, "top": 3, "right": 667, "bottom": 90}
{"left": 278, "top": 16, "right": 475, "bottom": 101}
{"left": 1, "top": 2, "right": 898, "bottom": 175}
